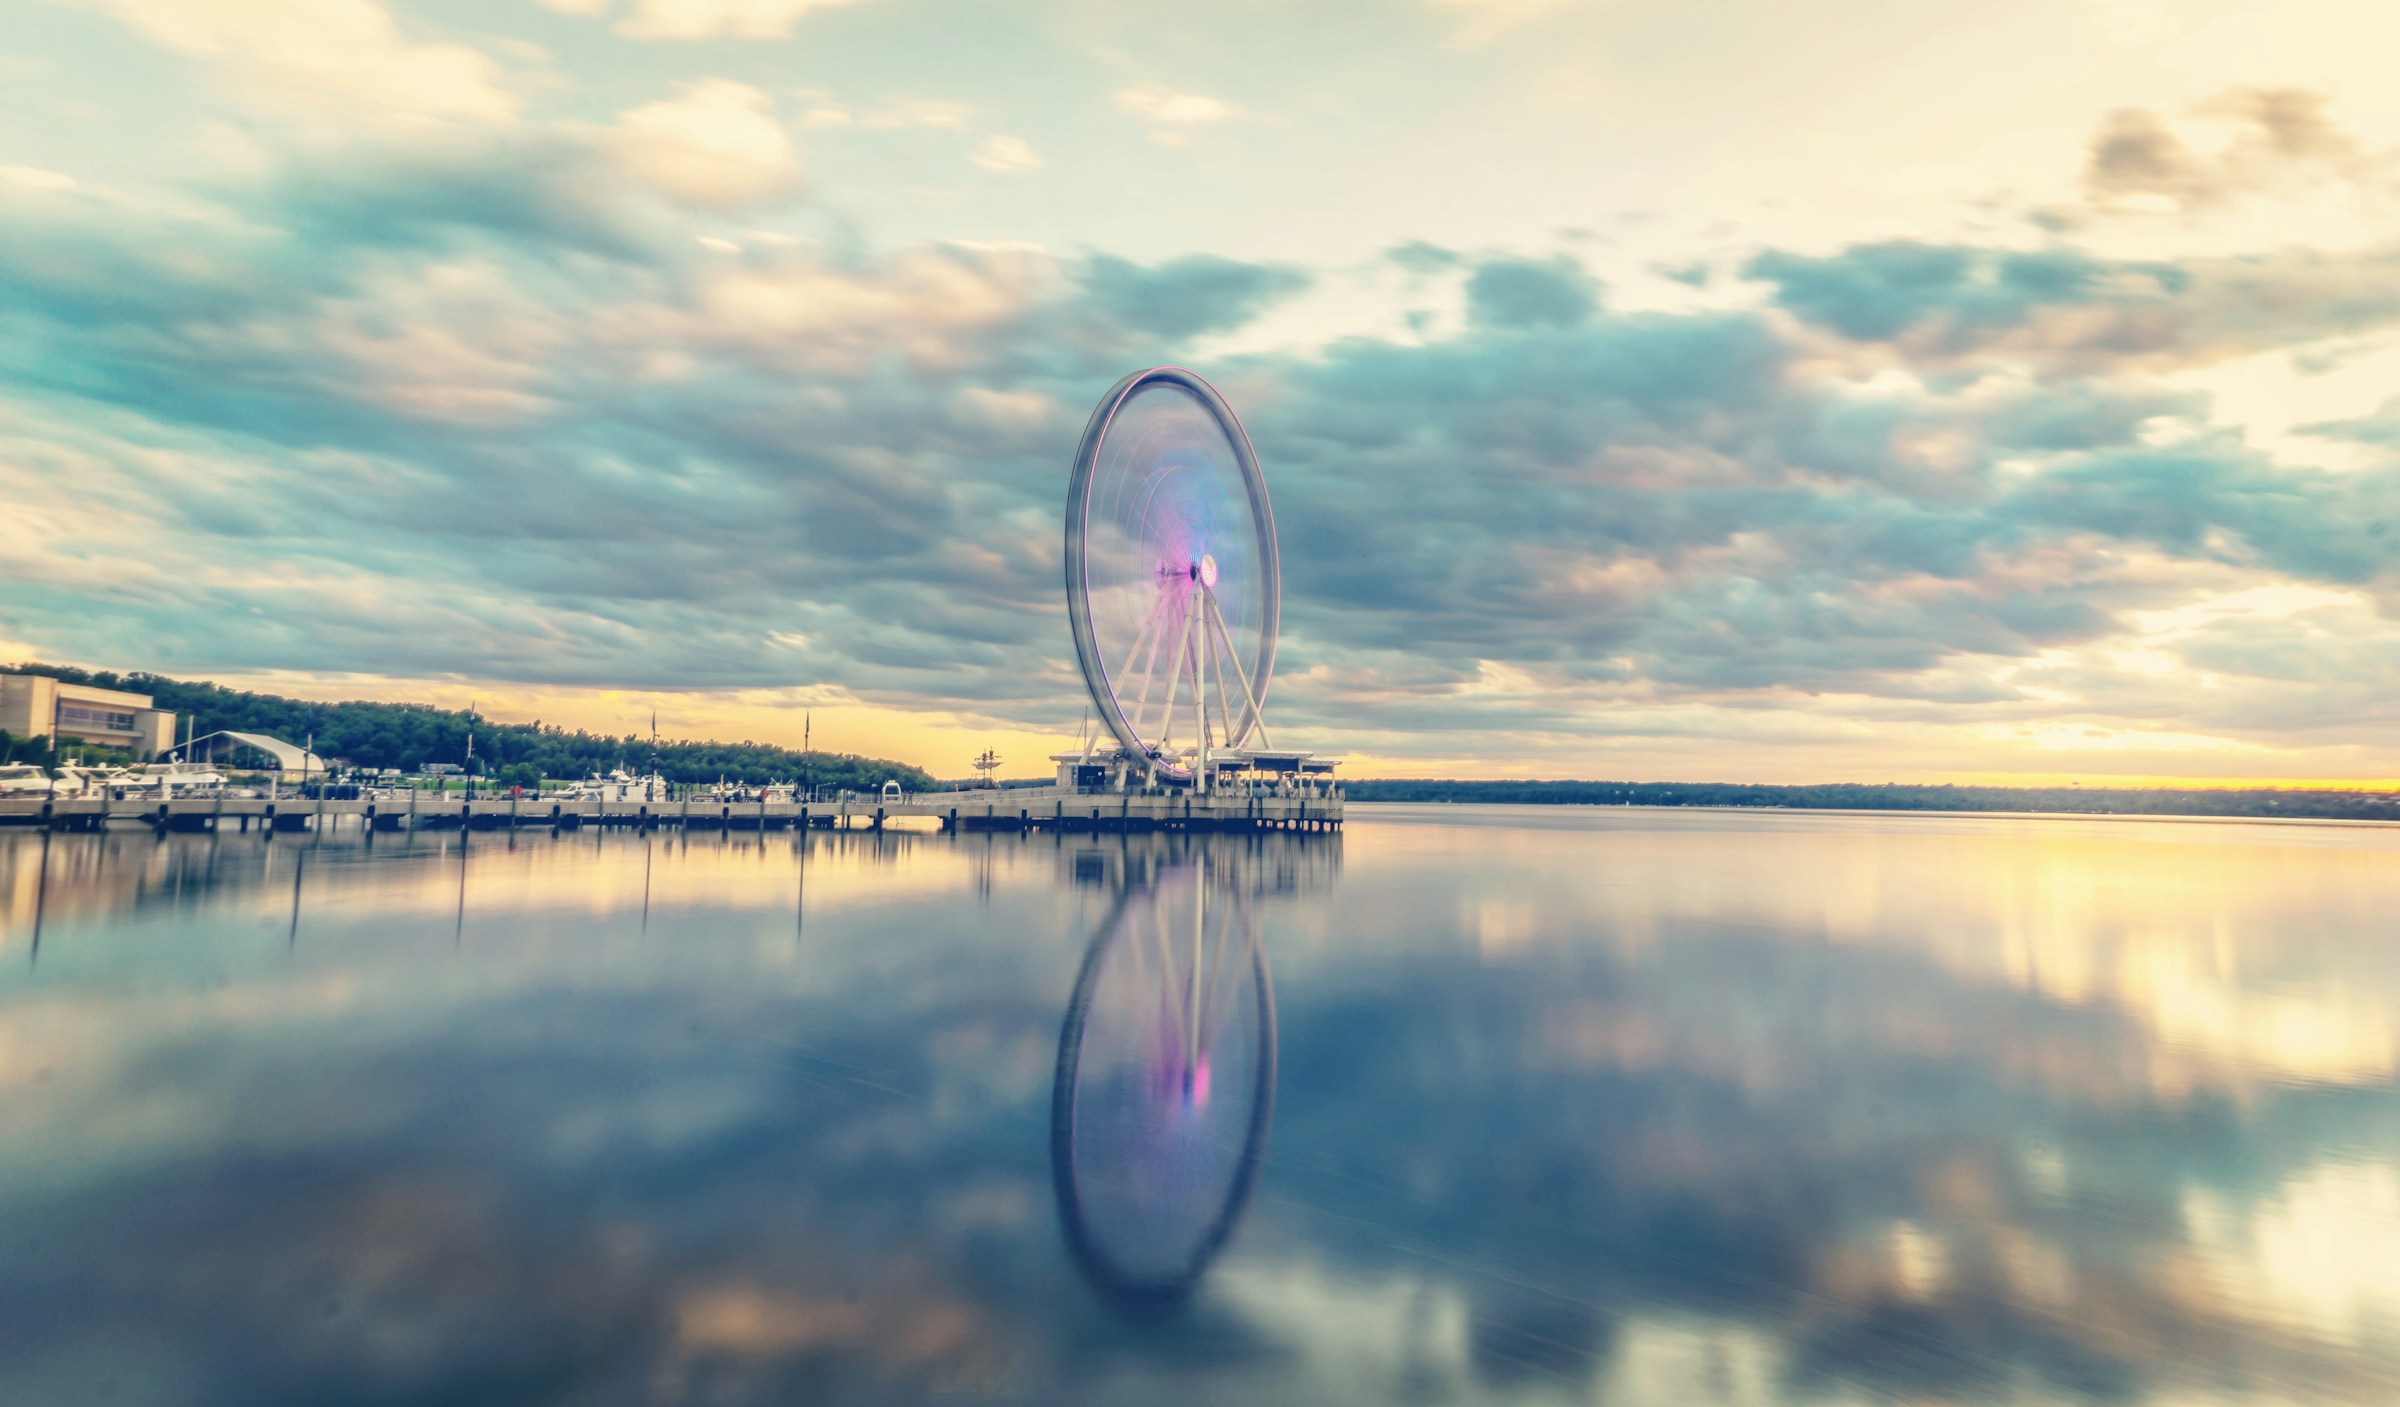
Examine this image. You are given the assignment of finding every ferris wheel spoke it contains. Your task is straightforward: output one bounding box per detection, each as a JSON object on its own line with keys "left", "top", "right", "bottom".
{"left": 1121, "top": 589, "right": 1174, "bottom": 742}
{"left": 1135, "top": 592, "right": 1178, "bottom": 749}
{"left": 1131, "top": 594, "right": 1188, "bottom": 749}
{"left": 1206, "top": 604, "right": 1241, "bottom": 753}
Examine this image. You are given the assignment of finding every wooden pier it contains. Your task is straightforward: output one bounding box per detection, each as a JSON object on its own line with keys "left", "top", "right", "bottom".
{"left": 0, "top": 786, "right": 1342, "bottom": 836}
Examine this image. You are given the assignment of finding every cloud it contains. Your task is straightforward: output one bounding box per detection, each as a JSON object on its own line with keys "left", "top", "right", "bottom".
{"left": 1387, "top": 241, "right": 1463, "bottom": 277}
{"left": 968, "top": 135, "right": 1043, "bottom": 175}
{"left": 1744, "top": 242, "right": 2113, "bottom": 343}
{"left": 15, "top": 95, "right": 2400, "bottom": 775}
{"left": 677, "top": 244, "right": 1056, "bottom": 373}
{"left": 2085, "top": 87, "right": 2368, "bottom": 212}
{"left": 0, "top": 167, "right": 78, "bottom": 193}
{"left": 1112, "top": 83, "right": 1233, "bottom": 145}
{"left": 265, "top": 134, "right": 675, "bottom": 260}
{"left": 1076, "top": 255, "right": 1311, "bottom": 343}
{"left": 1464, "top": 254, "right": 1600, "bottom": 329}
{"left": 1111, "top": 83, "right": 1231, "bottom": 127}
{"left": 612, "top": 0, "right": 869, "bottom": 40}
{"left": 794, "top": 97, "right": 970, "bottom": 132}
{"left": 612, "top": 79, "right": 802, "bottom": 210}
{"left": 1744, "top": 238, "right": 2400, "bottom": 375}
{"left": 2301, "top": 395, "right": 2400, "bottom": 449}
{"left": 1429, "top": 0, "right": 1577, "bottom": 46}
{"left": 77, "top": 0, "right": 520, "bottom": 126}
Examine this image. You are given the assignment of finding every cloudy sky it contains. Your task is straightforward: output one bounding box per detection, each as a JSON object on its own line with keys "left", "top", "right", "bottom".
{"left": 8, "top": 0, "right": 2400, "bottom": 782}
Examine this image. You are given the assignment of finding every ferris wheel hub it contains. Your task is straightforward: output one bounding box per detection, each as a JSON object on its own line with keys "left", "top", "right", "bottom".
{"left": 1198, "top": 554, "right": 1218, "bottom": 588}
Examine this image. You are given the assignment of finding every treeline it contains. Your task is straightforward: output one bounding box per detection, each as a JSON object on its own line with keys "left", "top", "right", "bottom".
{"left": 0, "top": 730, "right": 87, "bottom": 767}
{"left": 5, "top": 663, "right": 938, "bottom": 791}
{"left": 1346, "top": 778, "right": 2400, "bottom": 822}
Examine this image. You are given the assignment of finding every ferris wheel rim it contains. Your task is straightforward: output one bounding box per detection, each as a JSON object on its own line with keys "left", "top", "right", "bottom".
{"left": 1064, "top": 367, "right": 1281, "bottom": 779}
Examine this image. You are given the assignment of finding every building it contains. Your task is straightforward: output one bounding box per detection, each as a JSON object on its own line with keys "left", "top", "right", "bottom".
{"left": 0, "top": 674, "right": 178, "bottom": 758}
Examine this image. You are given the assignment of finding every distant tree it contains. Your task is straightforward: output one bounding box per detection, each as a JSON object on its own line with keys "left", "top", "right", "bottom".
{"left": 496, "top": 761, "right": 541, "bottom": 792}
{"left": 1344, "top": 777, "right": 2400, "bottom": 821}
{"left": 3, "top": 662, "right": 941, "bottom": 793}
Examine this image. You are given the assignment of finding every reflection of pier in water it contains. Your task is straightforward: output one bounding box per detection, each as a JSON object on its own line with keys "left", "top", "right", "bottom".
{"left": 0, "top": 824, "right": 1330, "bottom": 965}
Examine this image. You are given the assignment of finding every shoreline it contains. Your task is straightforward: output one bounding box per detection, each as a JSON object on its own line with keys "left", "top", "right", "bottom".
{"left": 1347, "top": 798, "right": 2400, "bottom": 831}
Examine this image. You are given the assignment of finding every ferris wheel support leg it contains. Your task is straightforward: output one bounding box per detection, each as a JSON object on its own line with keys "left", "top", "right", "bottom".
{"left": 1192, "top": 586, "right": 1210, "bottom": 795}
{"left": 1205, "top": 592, "right": 1271, "bottom": 749}
{"left": 1207, "top": 603, "right": 1241, "bottom": 756}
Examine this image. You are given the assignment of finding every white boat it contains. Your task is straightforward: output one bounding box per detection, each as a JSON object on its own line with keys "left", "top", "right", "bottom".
{"left": 114, "top": 760, "right": 228, "bottom": 799}
{"left": 0, "top": 763, "right": 69, "bottom": 797}
{"left": 61, "top": 764, "right": 123, "bottom": 797}
{"left": 558, "top": 769, "right": 669, "bottom": 803}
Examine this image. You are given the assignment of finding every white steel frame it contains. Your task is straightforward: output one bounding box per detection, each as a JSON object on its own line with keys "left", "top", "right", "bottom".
{"left": 1111, "top": 561, "right": 1271, "bottom": 793}
{"left": 1064, "top": 367, "right": 1281, "bottom": 791}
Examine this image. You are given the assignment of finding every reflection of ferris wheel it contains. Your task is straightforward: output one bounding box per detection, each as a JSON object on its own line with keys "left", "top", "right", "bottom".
{"left": 1050, "top": 856, "right": 1277, "bottom": 1309}
{"left": 1066, "top": 368, "right": 1279, "bottom": 787}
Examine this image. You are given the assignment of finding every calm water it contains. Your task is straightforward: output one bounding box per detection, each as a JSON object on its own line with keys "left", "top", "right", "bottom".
{"left": 3, "top": 806, "right": 2398, "bottom": 1405}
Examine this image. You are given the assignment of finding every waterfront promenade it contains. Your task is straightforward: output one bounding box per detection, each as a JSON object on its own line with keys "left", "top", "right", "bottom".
{"left": 0, "top": 785, "right": 1343, "bottom": 835}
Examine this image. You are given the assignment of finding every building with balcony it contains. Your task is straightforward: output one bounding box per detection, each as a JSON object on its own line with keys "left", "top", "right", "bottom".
{"left": 0, "top": 674, "right": 178, "bottom": 758}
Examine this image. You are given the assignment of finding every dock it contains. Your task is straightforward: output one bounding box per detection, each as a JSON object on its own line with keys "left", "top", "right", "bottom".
{"left": 0, "top": 786, "right": 1343, "bottom": 835}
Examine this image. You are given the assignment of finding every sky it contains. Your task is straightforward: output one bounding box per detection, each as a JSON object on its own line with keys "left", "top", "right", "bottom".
{"left": 7, "top": 0, "right": 2400, "bottom": 783}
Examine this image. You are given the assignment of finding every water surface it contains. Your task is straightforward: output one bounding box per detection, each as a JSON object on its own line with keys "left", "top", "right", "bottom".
{"left": 3, "top": 806, "right": 2397, "bottom": 1404}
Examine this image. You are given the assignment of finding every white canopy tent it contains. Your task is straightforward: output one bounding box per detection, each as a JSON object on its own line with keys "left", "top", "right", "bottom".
{"left": 176, "top": 730, "right": 327, "bottom": 774}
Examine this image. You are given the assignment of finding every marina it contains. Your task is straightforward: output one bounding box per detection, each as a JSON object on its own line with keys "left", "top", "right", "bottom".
{"left": 0, "top": 781, "right": 1343, "bottom": 834}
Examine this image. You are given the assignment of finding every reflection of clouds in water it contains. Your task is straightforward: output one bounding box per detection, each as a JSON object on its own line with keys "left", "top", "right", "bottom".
{"left": 1350, "top": 810, "right": 2400, "bottom": 1099}
{"left": 2115, "top": 937, "right": 2396, "bottom": 1088}
{"left": 1264, "top": 897, "right": 2400, "bottom": 1402}
{"left": 1, "top": 819, "right": 2398, "bottom": 1403}
{"left": 667, "top": 1276, "right": 1015, "bottom": 1397}
{"left": 1467, "top": 892, "right": 1544, "bottom": 956}
{"left": 2186, "top": 1159, "right": 2400, "bottom": 1347}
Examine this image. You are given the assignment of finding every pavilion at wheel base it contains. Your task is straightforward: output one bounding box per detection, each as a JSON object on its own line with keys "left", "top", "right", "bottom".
{"left": 947, "top": 783, "right": 1341, "bottom": 833}
{"left": 1046, "top": 745, "right": 1341, "bottom": 797}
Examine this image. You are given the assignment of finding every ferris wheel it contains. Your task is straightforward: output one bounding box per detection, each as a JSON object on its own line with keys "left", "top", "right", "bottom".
{"left": 1065, "top": 368, "right": 1279, "bottom": 786}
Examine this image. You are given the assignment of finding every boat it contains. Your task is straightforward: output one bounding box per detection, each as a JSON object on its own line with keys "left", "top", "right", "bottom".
{"left": 557, "top": 769, "right": 669, "bottom": 803}
{"left": 54, "top": 764, "right": 123, "bottom": 798}
{"left": 113, "top": 760, "right": 228, "bottom": 799}
{"left": 0, "top": 763, "right": 71, "bottom": 797}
